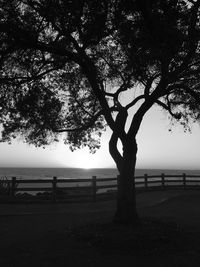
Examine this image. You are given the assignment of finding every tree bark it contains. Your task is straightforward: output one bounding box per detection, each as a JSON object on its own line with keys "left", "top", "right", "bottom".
{"left": 113, "top": 138, "right": 139, "bottom": 225}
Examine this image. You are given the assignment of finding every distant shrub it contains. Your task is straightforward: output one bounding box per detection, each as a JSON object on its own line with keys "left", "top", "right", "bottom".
{"left": 0, "top": 176, "right": 18, "bottom": 196}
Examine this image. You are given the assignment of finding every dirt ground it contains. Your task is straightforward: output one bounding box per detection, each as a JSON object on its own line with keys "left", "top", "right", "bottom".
{"left": 1, "top": 190, "right": 200, "bottom": 266}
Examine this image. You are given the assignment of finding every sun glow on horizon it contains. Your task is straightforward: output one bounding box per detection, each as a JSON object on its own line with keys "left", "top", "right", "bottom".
{"left": 74, "top": 152, "right": 107, "bottom": 169}
{"left": 54, "top": 135, "right": 115, "bottom": 169}
{"left": 80, "top": 157, "right": 95, "bottom": 169}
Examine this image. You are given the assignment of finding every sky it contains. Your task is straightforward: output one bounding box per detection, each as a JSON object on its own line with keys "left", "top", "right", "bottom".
{"left": 0, "top": 105, "right": 200, "bottom": 170}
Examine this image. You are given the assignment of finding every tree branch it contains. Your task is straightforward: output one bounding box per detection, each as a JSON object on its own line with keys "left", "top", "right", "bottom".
{"left": 53, "top": 111, "right": 103, "bottom": 133}
{"left": 0, "top": 22, "right": 82, "bottom": 65}
{"left": 99, "top": 54, "right": 125, "bottom": 83}
{"left": 125, "top": 95, "right": 145, "bottom": 110}
{"left": 144, "top": 73, "right": 161, "bottom": 97}
{"left": 155, "top": 99, "right": 181, "bottom": 119}
{"left": 79, "top": 56, "right": 120, "bottom": 137}
{"left": 178, "top": 84, "right": 200, "bottom": 104}
{"left": 127, "top": 79, "right": 168, "bottom": 138}
{"left": 0, "top": 67, "right": 58, "bottom": 85}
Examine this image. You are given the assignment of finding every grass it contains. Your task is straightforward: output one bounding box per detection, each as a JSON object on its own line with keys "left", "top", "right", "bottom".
{"left": 1, "top": 218, "right": 200, "bottom": 267}
{"left": 67, "top": 219, "right": 186, "bottom": 253}
{"left": 1, "top": 190, "right": 200, "bottom": 266}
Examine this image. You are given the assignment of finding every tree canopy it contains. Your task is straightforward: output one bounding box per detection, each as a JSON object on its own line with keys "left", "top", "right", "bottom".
{"left": 0, "top": 0, "right": 110, "bottom": 150}
{"left": 0, "top": 1, "right": 199, "bottom": 151}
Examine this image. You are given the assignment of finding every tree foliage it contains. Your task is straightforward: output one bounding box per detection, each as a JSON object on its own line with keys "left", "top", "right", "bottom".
{"left": 0, "top": 0, "right": 110, "bottom": 150}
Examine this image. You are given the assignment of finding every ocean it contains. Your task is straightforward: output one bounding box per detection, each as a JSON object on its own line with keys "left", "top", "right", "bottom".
{"left": 0, "top": 167, "right": 199, "bottom": 180}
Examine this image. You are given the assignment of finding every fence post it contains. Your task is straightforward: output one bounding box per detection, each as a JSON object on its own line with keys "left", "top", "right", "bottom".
{"left": 183, "top": 173, "right": 186, "bottom": 189}
{"left": 144, "top": 174, "right": 148, "bottom": 189}
{"left": 10, "top": 177, "right": 16, "bottom": 198}
{"left": 52, "top": 176, "right": 57, "bottom": 202}
{"left": 92, "top": 176, "right": 96, "bottom": 202}
{"left": 161, "top": 173, "right": 165, "bottom": 189}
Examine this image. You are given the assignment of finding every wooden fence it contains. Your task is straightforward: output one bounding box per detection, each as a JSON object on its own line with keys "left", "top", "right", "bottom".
{"left": 1, "top": 173, "right": 200, "bottom": 203}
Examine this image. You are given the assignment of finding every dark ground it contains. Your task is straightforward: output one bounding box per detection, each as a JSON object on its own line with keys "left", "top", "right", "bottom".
{"left": 1, "top": 190, "right": 200, "bottom": 266}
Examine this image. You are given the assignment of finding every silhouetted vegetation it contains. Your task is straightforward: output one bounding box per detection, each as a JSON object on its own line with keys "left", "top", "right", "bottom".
{"left": 0, "top": 0, "right": 200, "bottom": 224}
{"left": 0, "top": 176, "right": 18, "bottom": 196}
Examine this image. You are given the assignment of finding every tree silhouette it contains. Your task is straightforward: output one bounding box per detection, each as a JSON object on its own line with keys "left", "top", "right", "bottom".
{"left": 0, "top": 0, "right": 200, "bottom": 224}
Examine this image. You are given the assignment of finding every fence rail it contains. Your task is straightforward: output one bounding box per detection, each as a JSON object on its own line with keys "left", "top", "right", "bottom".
{"left": 1, "top": 173, "right": 200, "bottom": 203}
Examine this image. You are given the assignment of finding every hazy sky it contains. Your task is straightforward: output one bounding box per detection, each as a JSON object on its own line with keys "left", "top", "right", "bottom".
{"left": 0, "top": 105, "right": 200, "bottom": 170}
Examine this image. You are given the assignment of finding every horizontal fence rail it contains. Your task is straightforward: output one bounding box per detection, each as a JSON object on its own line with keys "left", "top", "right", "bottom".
{"left": 1, "top": 173, "right": 200, "bottom": 203}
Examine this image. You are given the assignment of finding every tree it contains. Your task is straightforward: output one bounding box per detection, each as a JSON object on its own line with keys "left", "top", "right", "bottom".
{"left": 0, "top": 0, "right": 200, "bottom": 224}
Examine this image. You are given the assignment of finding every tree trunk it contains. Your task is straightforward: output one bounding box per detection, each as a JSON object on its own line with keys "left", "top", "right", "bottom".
{"left": 113, "top": 139, "right": 139, "bottom": 225}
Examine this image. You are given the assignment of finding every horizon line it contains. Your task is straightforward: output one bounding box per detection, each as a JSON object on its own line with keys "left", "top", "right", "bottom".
{"left": 0, "top": 166, "right": 200, "bottom": 171}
